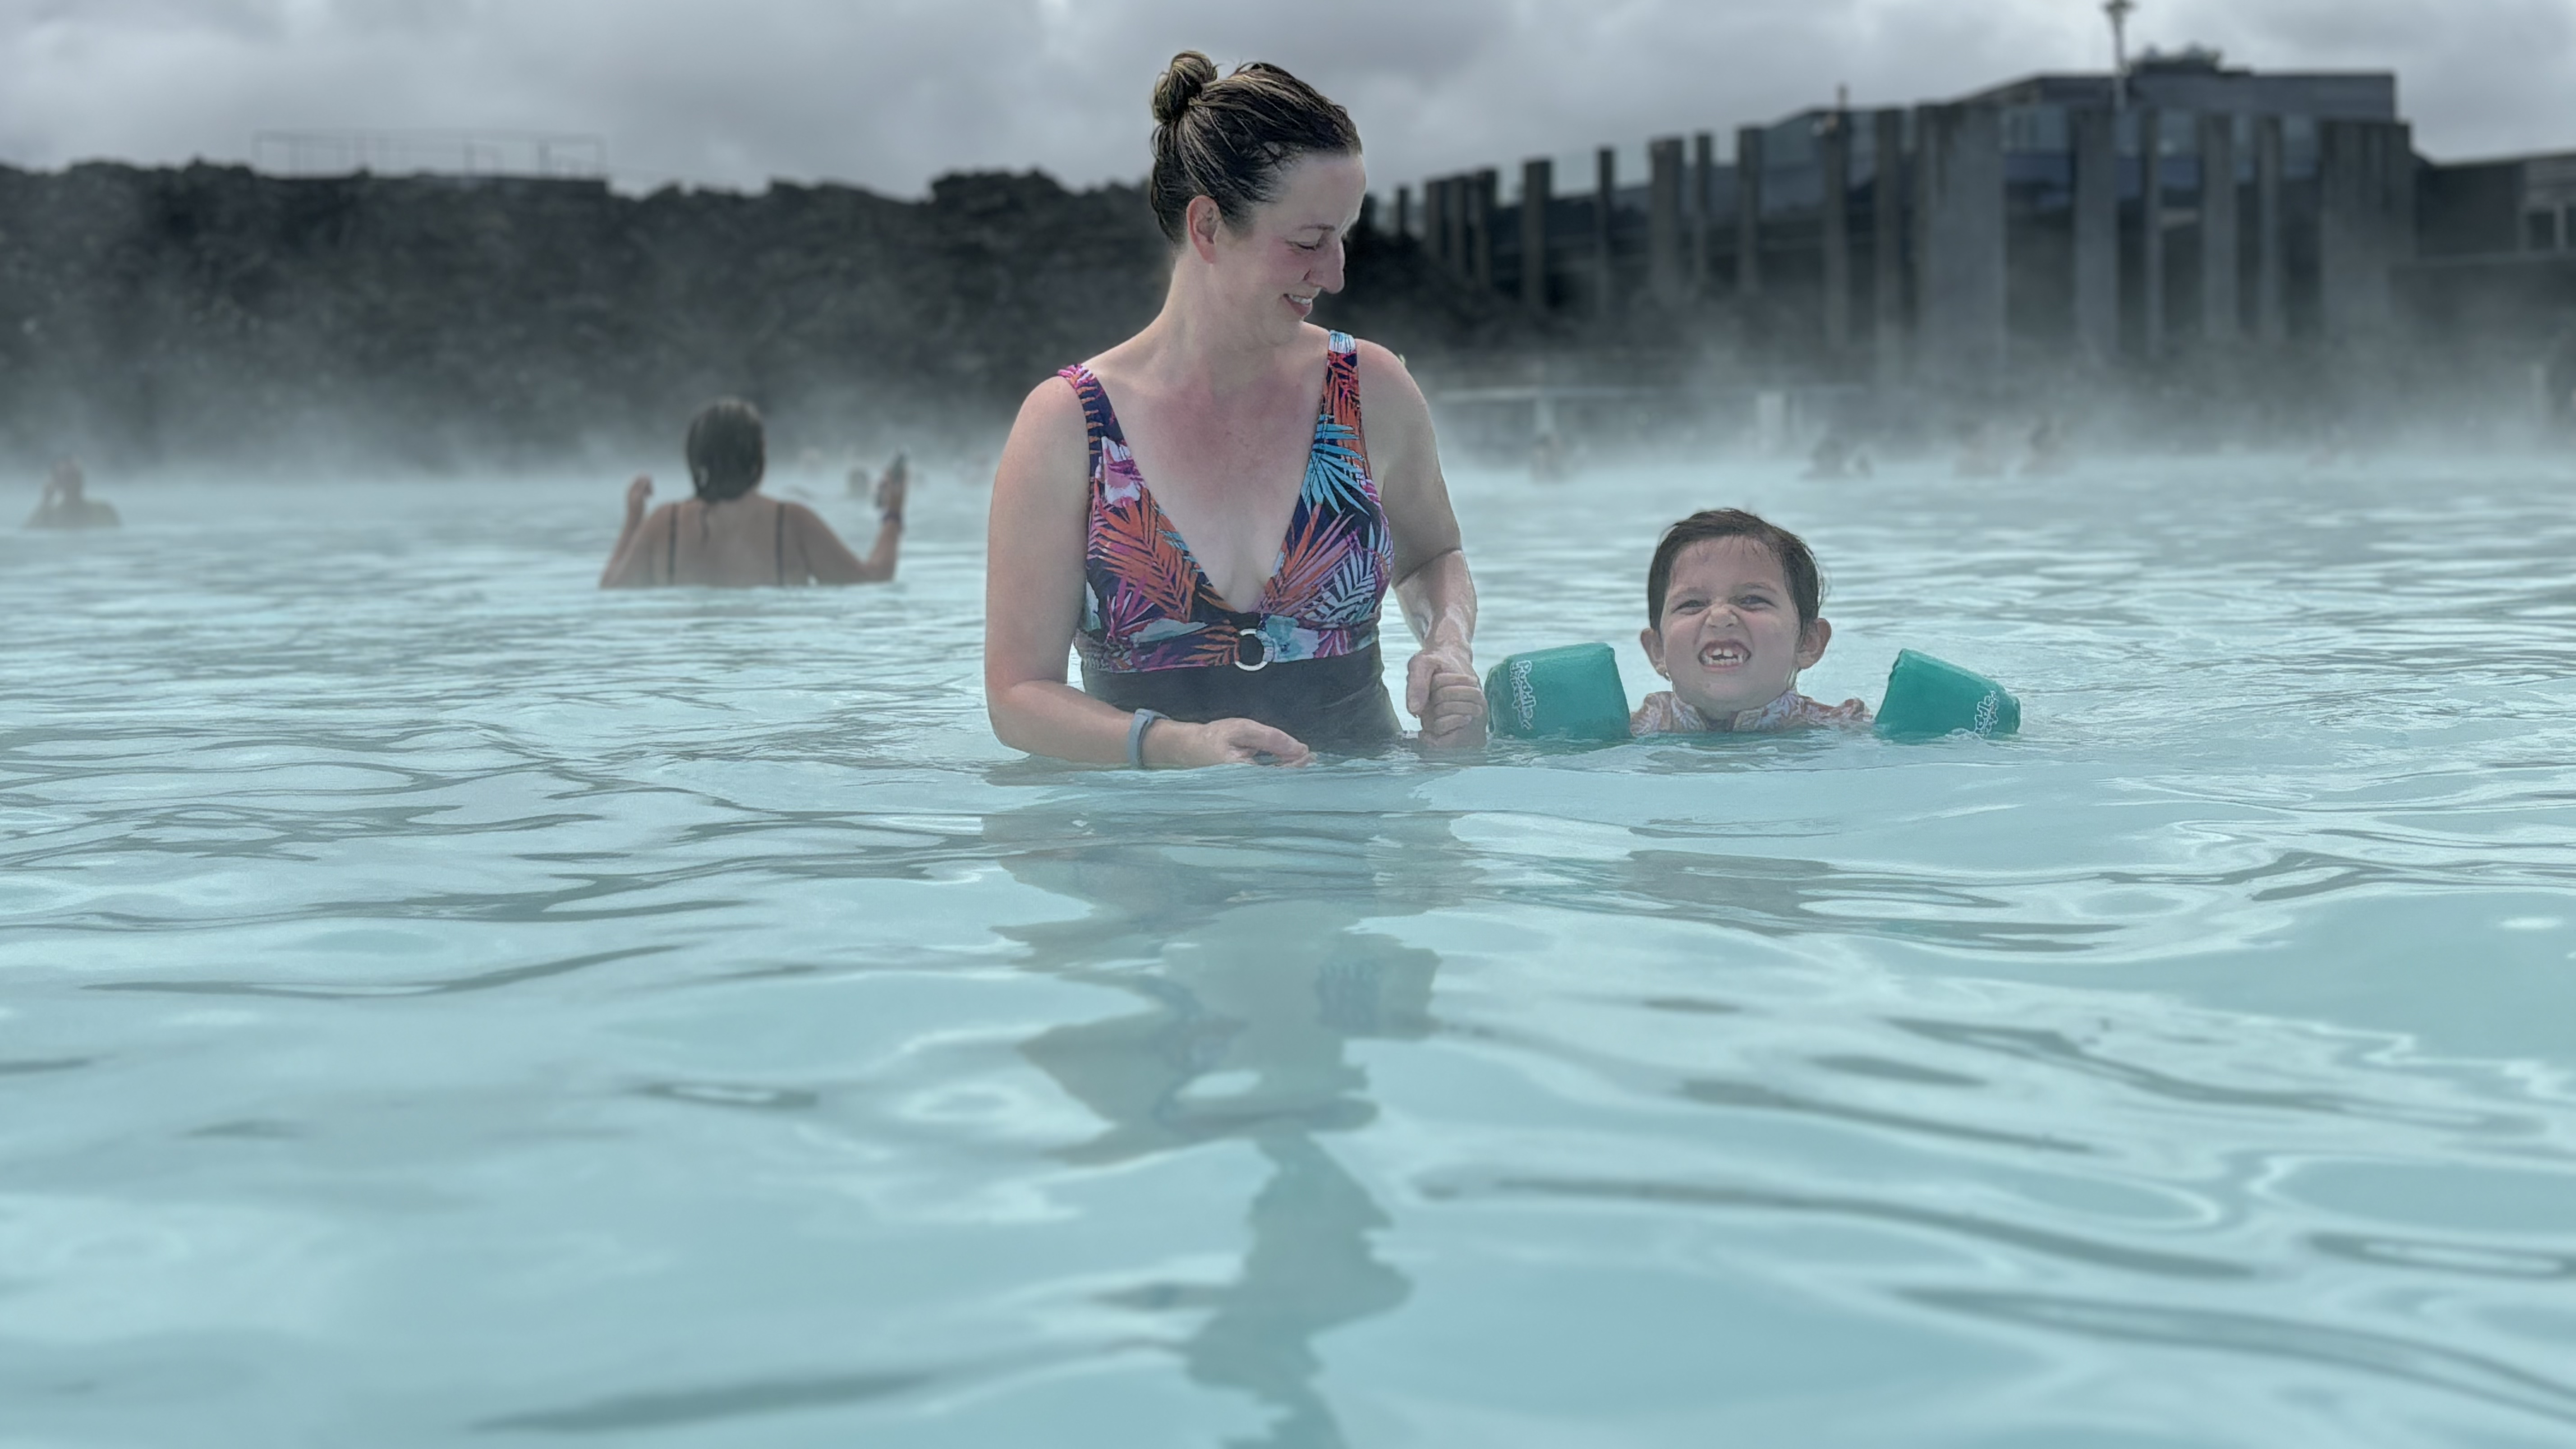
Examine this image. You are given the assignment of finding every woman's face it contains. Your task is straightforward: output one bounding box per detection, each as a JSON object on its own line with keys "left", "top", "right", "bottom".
{"left": 1195, "top": 152, "right": 1366, "bottom": 342}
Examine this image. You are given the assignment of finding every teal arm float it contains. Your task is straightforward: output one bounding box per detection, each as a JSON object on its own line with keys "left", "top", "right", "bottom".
{"left": 1481, "top": 644, "right": 2019, "bottom": 742}
{"left": 1483, "top": 643, "right": 1633, "bottom": 741}
{"left": 1865, "top": 649, "right": 2019, "bottom": 737}
{"left": 1872, "top": 649, "right": 2019, "bottom": 741}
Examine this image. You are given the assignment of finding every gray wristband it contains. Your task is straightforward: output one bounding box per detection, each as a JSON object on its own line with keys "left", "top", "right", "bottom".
{"left": 1126, "top": 708, "right": 1164, "bottom": 769}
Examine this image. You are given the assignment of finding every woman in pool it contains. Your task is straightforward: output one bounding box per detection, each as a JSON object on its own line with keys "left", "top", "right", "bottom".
{"left": 1632, "top": 509, "right": 1871, "bottom": 736}
{"left": 25, "top": 459, "right": 119, "bottom": 530}
{"left": 983, "top": 52, "right": 1486, "bottom": 769}
{"left": 600, "top": 400, "right": 904, "bottom": 588}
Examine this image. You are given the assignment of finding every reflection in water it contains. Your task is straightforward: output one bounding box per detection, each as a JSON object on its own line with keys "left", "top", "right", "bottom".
{"left": 1586, "top": 845, "right": 2122, "bottom": 954}
{"left": 1904, "top": 1288, "right": 2576, "bottom": 1429}
{"left": 987, "top": 783, "right": 1457, "bottom": 1448}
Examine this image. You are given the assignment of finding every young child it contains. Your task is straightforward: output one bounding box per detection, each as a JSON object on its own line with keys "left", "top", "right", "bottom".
{"left": 1632, "top": 508, "right": 1872, "bottom": 736}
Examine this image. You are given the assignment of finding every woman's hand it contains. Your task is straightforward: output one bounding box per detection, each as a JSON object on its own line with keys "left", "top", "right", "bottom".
{"left": 625, "top": 474, "right": 653, "bottom": 518}
{"left": 1144, "top": 717, "right": 1313, "bottom": 768}
{"left": 1407, "top": 644, "right": 1488, "bottom": 750}
{"left": 873, "top": 466, "right": 908, "bottom": 520}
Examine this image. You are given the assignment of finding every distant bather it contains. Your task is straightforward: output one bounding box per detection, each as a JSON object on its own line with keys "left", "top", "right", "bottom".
{"left": 600, "top": 400, "right": 905, "bottom": 588}
{"left": 24, "top": 459, "right": 119, "bottom": 530}
{"left": 2020, "top": 419, "right": 2075, "bottom": 478}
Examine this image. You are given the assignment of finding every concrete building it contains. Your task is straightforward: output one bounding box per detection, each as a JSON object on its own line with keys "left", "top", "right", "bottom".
{"left": 2399, "top": 148, "right": 2576, "bottom": 428}
{"left": 1403, "top": 51, "right": 2479, "bottom": 388}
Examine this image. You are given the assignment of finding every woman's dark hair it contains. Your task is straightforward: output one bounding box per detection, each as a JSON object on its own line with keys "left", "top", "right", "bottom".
{"left": 1148, "top": 51, "right": 1361, "bottom": 244}
{"left": 1646, "top": 509, "right": 1824, "bottom": 629}
{"left": 685, "top": 399, "right": 766, "bottom": 503}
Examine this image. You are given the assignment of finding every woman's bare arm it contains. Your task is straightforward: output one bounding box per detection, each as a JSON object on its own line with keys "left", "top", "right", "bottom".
{"left": 788, "top": 503, "right": 898, "bottom": 584}
{"left": 602, "top": 490, "right": 675, "bottom": 589}
{"left": 1356, "top": 341, "right": 1485, "bottom": 748}
{"left": 982, "top": 378, "right": 1307, "bottom": 767}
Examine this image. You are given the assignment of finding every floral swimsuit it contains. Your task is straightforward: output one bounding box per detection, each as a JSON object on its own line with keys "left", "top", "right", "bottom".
{"left": 1062, "top": 331, "right": 1393, "bottom": 677}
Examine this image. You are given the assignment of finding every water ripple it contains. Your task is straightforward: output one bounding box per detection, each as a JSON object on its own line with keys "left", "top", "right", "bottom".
{"left": 5, "top": 464, "right": 2576, "bottom": 1445}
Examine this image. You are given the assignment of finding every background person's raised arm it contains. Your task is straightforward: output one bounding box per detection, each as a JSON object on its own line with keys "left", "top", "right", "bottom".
{"left": 790, "top": 502, "right": 898, "bottom": 584}
{"left": 599, "top": 476, "right": 661, "bottom": 588}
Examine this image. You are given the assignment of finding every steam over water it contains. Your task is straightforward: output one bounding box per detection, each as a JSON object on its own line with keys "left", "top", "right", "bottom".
{"left": 6, "top": 457, "right": 2576, "bottom": 1446}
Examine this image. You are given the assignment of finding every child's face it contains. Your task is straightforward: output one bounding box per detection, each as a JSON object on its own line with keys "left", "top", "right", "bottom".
{"left": 1640, "top": 537, "right": 1831, "bottom": 723}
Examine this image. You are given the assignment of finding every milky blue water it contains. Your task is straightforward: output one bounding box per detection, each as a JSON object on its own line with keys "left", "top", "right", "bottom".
{"left": 5, "top": 456, "right": 2576, "bottom": 1448}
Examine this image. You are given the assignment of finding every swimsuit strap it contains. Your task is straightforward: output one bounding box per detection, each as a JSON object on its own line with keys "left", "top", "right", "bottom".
{"left": 775, "top": 501, "right": 787, "bottom": 586}
{"left": 664, "top": 505, "right": 680, "bottom": 584}
{"left": 1059, "top": 364, "right": 1113, "bottom": 491}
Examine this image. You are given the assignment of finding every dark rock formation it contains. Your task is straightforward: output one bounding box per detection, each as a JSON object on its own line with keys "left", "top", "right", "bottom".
{"left": 0, "top": 161, "right": 1524, "bottom": 473}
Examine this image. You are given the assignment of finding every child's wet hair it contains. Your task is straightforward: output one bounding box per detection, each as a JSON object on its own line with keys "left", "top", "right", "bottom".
{"left": 1646, "top": 509, "right": 1823, "bottom": 628}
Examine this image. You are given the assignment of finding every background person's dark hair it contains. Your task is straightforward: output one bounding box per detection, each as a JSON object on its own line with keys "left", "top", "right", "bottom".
{"left": 1646, "top": 509, "right": 1824, "bottom": 629}
{"left": 685, "top": 399, "right": 766, "bottom": 503}
{"left": 1147, "top": 51, "right": 1361, "bottom": 244}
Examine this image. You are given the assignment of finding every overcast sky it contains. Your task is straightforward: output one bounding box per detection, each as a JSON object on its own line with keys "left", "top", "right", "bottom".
{"left": 4, "top": 0, "right": 2571, "bottom": 197}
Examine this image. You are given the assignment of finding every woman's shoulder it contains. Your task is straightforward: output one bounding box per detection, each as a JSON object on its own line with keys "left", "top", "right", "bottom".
{"left": 994, "top": 371, "right": 1095, "bottom": 494}
{"left": 1346, "top": 336, "right": 1429, "bottom": 428}
{"left": 1344, "top": 335, "right": 1414, "bottom": 383}
{"left": 1015, "top": 369, "right": 1089, "bottom": 424}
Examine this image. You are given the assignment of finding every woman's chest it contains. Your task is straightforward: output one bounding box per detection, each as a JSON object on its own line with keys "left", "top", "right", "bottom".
{"left": 1123, "top": 396, "right": 1313, "bottom": 506}
{"left": 1115, "top": 396, "right": 1320, "bottom": 597}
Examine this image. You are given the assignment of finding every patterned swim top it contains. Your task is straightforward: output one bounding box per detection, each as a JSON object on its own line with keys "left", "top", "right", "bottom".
{"left": 1063, "top": 331, "right": 1393, "bottom": 675}
{"left": 1631, "top": 689, "right": 1874, "bottom": 736}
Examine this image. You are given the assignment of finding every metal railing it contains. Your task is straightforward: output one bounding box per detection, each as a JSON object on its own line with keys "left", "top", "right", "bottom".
{"left": 252, "top": 130, "right": 608, "bottom": 179}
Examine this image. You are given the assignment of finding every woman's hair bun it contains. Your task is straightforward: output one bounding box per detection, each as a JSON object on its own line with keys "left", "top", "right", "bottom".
{"left": 1152, "top": 51, "right": 1219, "bottom": 126}
{"left": 1141, "top": 51, "right": 1358, "bottom": 243}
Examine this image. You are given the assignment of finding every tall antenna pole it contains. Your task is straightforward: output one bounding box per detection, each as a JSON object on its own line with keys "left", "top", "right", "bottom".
{"left": 2104, "top": 0, "right": 2136, "bottom": 113}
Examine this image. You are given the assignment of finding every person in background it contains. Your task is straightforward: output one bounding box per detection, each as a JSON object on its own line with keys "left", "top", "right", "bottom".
{"left": 850, "top": 453, "right": 908, "bottom": 503}
{"left": 1952, "top": 421, "right": 2006, "bottom": 480}
{"left": 984, "top": 51, "right": 1486, "bottom": 768}
{"left": 2020, "top": 419, "right": 2074, "bottom": 478}
{"left": 1801, "top": 434, "right": 1871, "bottom": 481}
{"left": 600, "top": 400, "right": 904, "bottom": 588}
{"left": 1528, "top": 429, "right": 1569, "bottom": 483}
{"left": 24, "top": 459, "right": 119, "bottom": 529}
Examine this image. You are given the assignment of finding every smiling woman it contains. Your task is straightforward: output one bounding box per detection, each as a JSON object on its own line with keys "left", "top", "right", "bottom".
{"left": 982, "top": 51, "right": 1487, "bottom": 768}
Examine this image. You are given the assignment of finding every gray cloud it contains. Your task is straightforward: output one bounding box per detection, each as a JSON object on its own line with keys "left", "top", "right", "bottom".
{"left": 3, "top": 0, "right": 2569, "bottom": 199}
